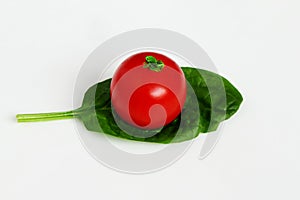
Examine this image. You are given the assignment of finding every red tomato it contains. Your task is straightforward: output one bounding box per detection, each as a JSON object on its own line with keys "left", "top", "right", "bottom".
{"left": 110, "top": 52, "right": 186, "bottom": 129}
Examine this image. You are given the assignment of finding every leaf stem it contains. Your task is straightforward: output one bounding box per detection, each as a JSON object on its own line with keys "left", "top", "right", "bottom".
{"left": 16, "top": 110, "right": 79, "bottom": 123}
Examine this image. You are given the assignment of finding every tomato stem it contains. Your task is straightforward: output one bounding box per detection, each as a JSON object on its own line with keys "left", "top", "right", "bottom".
{"left": 143, "top": 55, "right": 164, "bottom": 72}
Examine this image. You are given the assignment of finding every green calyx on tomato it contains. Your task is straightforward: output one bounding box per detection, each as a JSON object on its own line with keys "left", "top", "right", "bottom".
{"left": 143, "top": 55, "right": 165, "bottom": 72}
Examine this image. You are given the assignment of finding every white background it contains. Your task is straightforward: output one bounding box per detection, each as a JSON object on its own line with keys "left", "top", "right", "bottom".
{"left": 1, "top": 0, "right": 300, "bottom": 199}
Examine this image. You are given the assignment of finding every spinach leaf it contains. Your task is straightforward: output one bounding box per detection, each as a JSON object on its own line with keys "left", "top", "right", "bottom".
{"left": 16, "top": 67, "right": 243, "bottom": 144}
{"left": 77, "top": 67, "right": 243, "bottom": 143}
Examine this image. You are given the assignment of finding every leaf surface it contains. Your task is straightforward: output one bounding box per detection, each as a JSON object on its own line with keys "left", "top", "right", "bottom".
{"left": 77, "top": 67, "right": 243, "bottom": 143}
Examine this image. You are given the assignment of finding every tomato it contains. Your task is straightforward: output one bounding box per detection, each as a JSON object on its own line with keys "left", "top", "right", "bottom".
{"left": 110, "top": 52, "right": 186, "bottom": 129}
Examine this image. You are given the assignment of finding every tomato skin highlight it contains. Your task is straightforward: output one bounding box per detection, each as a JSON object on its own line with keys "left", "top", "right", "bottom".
{"left": 110, "top": 52, "right": 186, "bottom": 129}
{"left": 129, "top": 83, "right": 181, "bottom": 128}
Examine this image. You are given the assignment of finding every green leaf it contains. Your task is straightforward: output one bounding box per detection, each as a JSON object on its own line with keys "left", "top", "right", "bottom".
{"left": 76, "top": 67, "right": 243, "bottom": 143}
{"left": 16, "top": 67, "right": 242, "bottom": 143}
